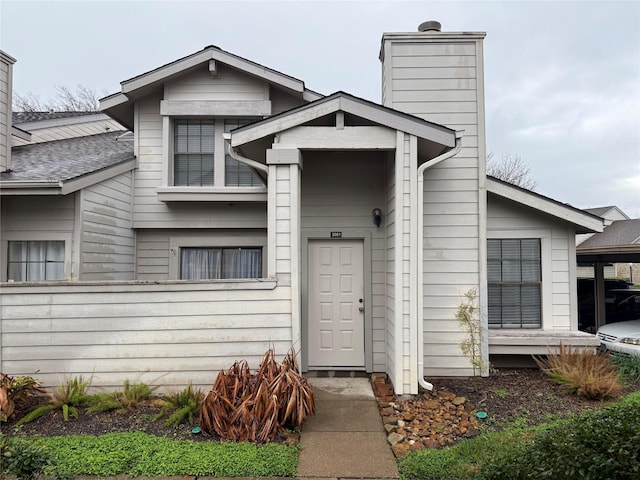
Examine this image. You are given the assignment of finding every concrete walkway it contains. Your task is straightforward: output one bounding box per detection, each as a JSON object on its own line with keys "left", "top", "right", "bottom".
{"left": 297, "top": 377, "right": 399, "bottom": 479}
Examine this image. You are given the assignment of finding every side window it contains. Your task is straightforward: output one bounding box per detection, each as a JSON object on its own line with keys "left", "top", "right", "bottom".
{"left": 180, "top": 247, "right": 262, "bottom": 279}
{"left": 224, "top": 119, "right": 264, "bottom": 187}
{"left": 487, "top": 238, "right": 541, "bottom": 329}
{"left": 7, "top": 240, "right": 65, "bottom": 281}
{"left": 174, "top": 120, "right": 215, "bottom": 186}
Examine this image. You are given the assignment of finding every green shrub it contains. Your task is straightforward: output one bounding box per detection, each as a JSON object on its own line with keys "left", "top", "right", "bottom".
{"left": 154, "top": 382, "right": 203, "bottom": 427}
{"left": 88, "top": 380, "right": 158, "bottom": 413}
{"left": 477, "top": 397, "right": 640, "bottom": 479}
{"left": 611, "top": 354, "right": 640, "bottom": 383}
{"left": 17, "top": 376, "right": 92, "bottom": 425}
{"left": 534, "top": 344, "right": 622, "bottom": 399}
{"left": 0, "top": 433, "right": 72, "bottom": 480}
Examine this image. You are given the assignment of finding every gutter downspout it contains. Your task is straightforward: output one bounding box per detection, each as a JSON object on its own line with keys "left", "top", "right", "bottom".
{"left": 222, "top": 133, "right": 269, "bottom": 180}
{"left": 416, "top": 132, "right": 463, "bottom": 391}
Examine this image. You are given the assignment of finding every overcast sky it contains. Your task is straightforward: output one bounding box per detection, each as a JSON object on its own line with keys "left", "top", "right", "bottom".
{"left": 2, "top": 0, "right": 639, "bottom": 218}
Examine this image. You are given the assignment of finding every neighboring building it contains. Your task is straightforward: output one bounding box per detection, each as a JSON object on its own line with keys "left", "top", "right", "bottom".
{"left": 0, "top": 24, "right": 604, "bottom": 395}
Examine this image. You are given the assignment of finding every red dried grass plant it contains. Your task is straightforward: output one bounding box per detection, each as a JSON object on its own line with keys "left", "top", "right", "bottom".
{"left": 199, "top": 348, "right": 315, "bottom": 442}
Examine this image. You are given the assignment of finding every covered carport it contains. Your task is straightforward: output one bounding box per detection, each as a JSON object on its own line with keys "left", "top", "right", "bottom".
{"left": 577, "top": 219, "right": 640, "bottom": 330}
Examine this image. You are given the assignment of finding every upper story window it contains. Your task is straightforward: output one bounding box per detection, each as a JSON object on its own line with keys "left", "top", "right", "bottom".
{"left": 224, "top": 119, "right": 264, "bottom": 187}
{"left": 488, "top": 238, "right": 541, "bottom": 329}
{"left": 7, "top": 240, "right": 65, "bottom": 281}
{"left": 174, "top": 120, "right": 215, "bottom": 186}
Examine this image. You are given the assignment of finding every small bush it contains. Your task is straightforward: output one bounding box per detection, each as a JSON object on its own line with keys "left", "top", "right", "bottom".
{"left": 477, "top": 396, "right": 640, "bottom": 479}
{"left": 0, "top": 433, "right": 71, "bottom": 480}
{"left": 154, "top": 382, "right": 203, "bottom": 427}
{"left": 17, "top": 376, "right": 92, "bottom": 425}
{"left": 88, "top": 380, "right": 158, "bottom": 413}
{"left": 611, "top": 354, "right": 640, "bottom": 383}
{"left": 0, "top": 373, "right": 44, "bottom": 422}
{"left": 534, "top": 343, "right": 622, "bottom": 399}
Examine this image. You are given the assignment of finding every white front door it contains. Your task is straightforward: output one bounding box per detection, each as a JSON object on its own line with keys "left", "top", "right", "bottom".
{"left": 307, "top": 239, "right": 365, "bottom": 368}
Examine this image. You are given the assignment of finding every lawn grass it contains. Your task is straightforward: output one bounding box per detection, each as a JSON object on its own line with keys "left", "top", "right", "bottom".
{"left": 36, "top": 432, "right": 299, "bottom": 477}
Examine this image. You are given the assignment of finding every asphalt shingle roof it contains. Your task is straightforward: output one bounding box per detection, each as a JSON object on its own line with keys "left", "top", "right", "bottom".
{"left": 579, "top": 219, "right": 640, "bottom": 248}
{"left": 12, "top": 111, "right": 98, "bottom": 125}
{"left": 2, "top": 131, "right": 134, "bottom": 183}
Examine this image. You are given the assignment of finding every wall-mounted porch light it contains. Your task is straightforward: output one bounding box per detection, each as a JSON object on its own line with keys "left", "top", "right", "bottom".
{"left": 372, "top": 208, "right": 382, "bottom": 227}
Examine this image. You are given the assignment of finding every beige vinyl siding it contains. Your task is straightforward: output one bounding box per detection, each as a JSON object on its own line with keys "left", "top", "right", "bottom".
{"left": 165, "top": 64, "right": 268, "bottom": 102}
{"left": 384, "top": 154, "right": 397, "bottom": 385}
{"left": 0, "top": 281, "right": 289, "bottom": 390}
{"left": 80, "top": 172, "right": 135, "bottom": 280}
{"left": 0, "top": 195, "right": 77, "bottom": 280}
{"left": 136, "top": 229, "right": 267, "bottom": 281}
{"left": 487, "top": 195, "right": 578, "bottom": 331}
{"left": 0, "top": 57, "right": 10, "bottom": 171}
{"left": 382, "top": 34, "right": 485, "bottom": 377}
{"left": 270, "top": 86, "right": 307, "bottom": 114}
{"left": 134, "top": 93, "right": 268, "bottom": 228}
{"left": 301, "top": 151, "right": 387, "bottom": 373}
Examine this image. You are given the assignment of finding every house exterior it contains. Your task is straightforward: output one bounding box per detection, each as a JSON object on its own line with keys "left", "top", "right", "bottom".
{"left": 0, "top": 23, "right": 604, "bottom": 395}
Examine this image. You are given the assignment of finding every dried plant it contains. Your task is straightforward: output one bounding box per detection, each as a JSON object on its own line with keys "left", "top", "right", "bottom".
{"left": 0, "top": 373, "right": 45, "bottom": 422}
{"left": 200, "top": 348, "right": 314, "bottom": 443}
{"left": 534, "top": 343, "right": 622, "bottom": 400}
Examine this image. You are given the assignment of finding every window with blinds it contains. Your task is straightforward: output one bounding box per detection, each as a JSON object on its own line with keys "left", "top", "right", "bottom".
{"left": 174, "top": 120, "right": 215, "bottom": 186}
{"left": 224, "top": 119, "right": 264, "bottom": 187}
{"left": 487, "top": 238, "right": 542, "bottom": 329}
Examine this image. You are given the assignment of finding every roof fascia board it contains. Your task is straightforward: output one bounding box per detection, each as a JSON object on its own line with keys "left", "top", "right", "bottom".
{"left": 11, "top": 126, "right": 32, "bottom": 141}
{"left": 487, "top": 177, "right": 604, "bottom": 232}
{"left": 232, "top": 97, "right": 342, "bottom": 146}
{"left": 339, "top": 96, "right": 455, "bottom": 147}
{"left": 100, "top": 93, "right": 129, "bottom": 111}
{"left": 14, "top": 113, "right": 113, "bottom": 130}
{"left": 0, "top": 181, "right": 62, "bottom": 195}
{"left": 121, "top": 48, "right": 305, "bottom": 96}
{"left": 0, "top": 50, "right": 17, "bottom": 64}
{"left": 61, "top": 158, "right": 137, "bottom": 195}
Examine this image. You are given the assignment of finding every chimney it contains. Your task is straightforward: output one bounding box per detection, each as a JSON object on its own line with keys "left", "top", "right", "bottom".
{"left": 417, "top": 20, "right": 441, "bottom": 32}
{"left": 1, "top": 50, "right": 17, "bottom": 173}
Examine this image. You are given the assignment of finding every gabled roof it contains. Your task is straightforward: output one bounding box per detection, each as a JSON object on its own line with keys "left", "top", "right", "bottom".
{"left": 100, "top": 45, "right": 322, "bottom": 129}
{"left": 1, "top": 131, "right": 135, "bottom": 195}
{"left": 230, "top": 91, "right": 456, "bottom": 149}
{"left": 583, "top": 206, "right": 629, "bottom": 222}
{"left": 486, "top": 176, "right": 604, "bottom": 234}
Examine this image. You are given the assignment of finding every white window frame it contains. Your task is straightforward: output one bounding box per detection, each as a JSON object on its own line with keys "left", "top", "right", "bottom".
{"left": 168, "top": 234, "right": 267, "bottom": 280}
{"left": 486, "top": 229, "right": 552, "bottom": 330}
{"left": 158, "top": 116, "right": 267, "bottom": 202}
{"left": 1, "top": 232, "right": 73, "bottom": 282}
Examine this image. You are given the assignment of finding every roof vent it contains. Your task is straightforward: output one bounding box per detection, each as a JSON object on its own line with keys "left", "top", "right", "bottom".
{"left": 418, "top": 21, "right": 441, "bottom": 32}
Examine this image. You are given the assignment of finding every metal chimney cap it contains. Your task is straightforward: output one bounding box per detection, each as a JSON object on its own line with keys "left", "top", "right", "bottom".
{"left": 418, "top": 21, "right": 441, "bottom": 32}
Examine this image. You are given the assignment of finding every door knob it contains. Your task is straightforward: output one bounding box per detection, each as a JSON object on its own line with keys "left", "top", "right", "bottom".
{"left": 359, "top": 306, "right": 364, "bottom": 312}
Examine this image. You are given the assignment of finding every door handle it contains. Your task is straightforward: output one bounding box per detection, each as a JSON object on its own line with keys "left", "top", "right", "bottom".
{"left": 359, "top": 306, "right": 364, "bottom": 312}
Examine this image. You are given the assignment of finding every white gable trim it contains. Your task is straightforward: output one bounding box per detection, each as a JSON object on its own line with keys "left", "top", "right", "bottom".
{"left": 231, "top": 94, "right": 456, "bottom": 148}
{"left": 486, "top": 177, "right": 604, "bottom": 233}
{"left": 121, "top": 48, "right": 306, "bottom": 96}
